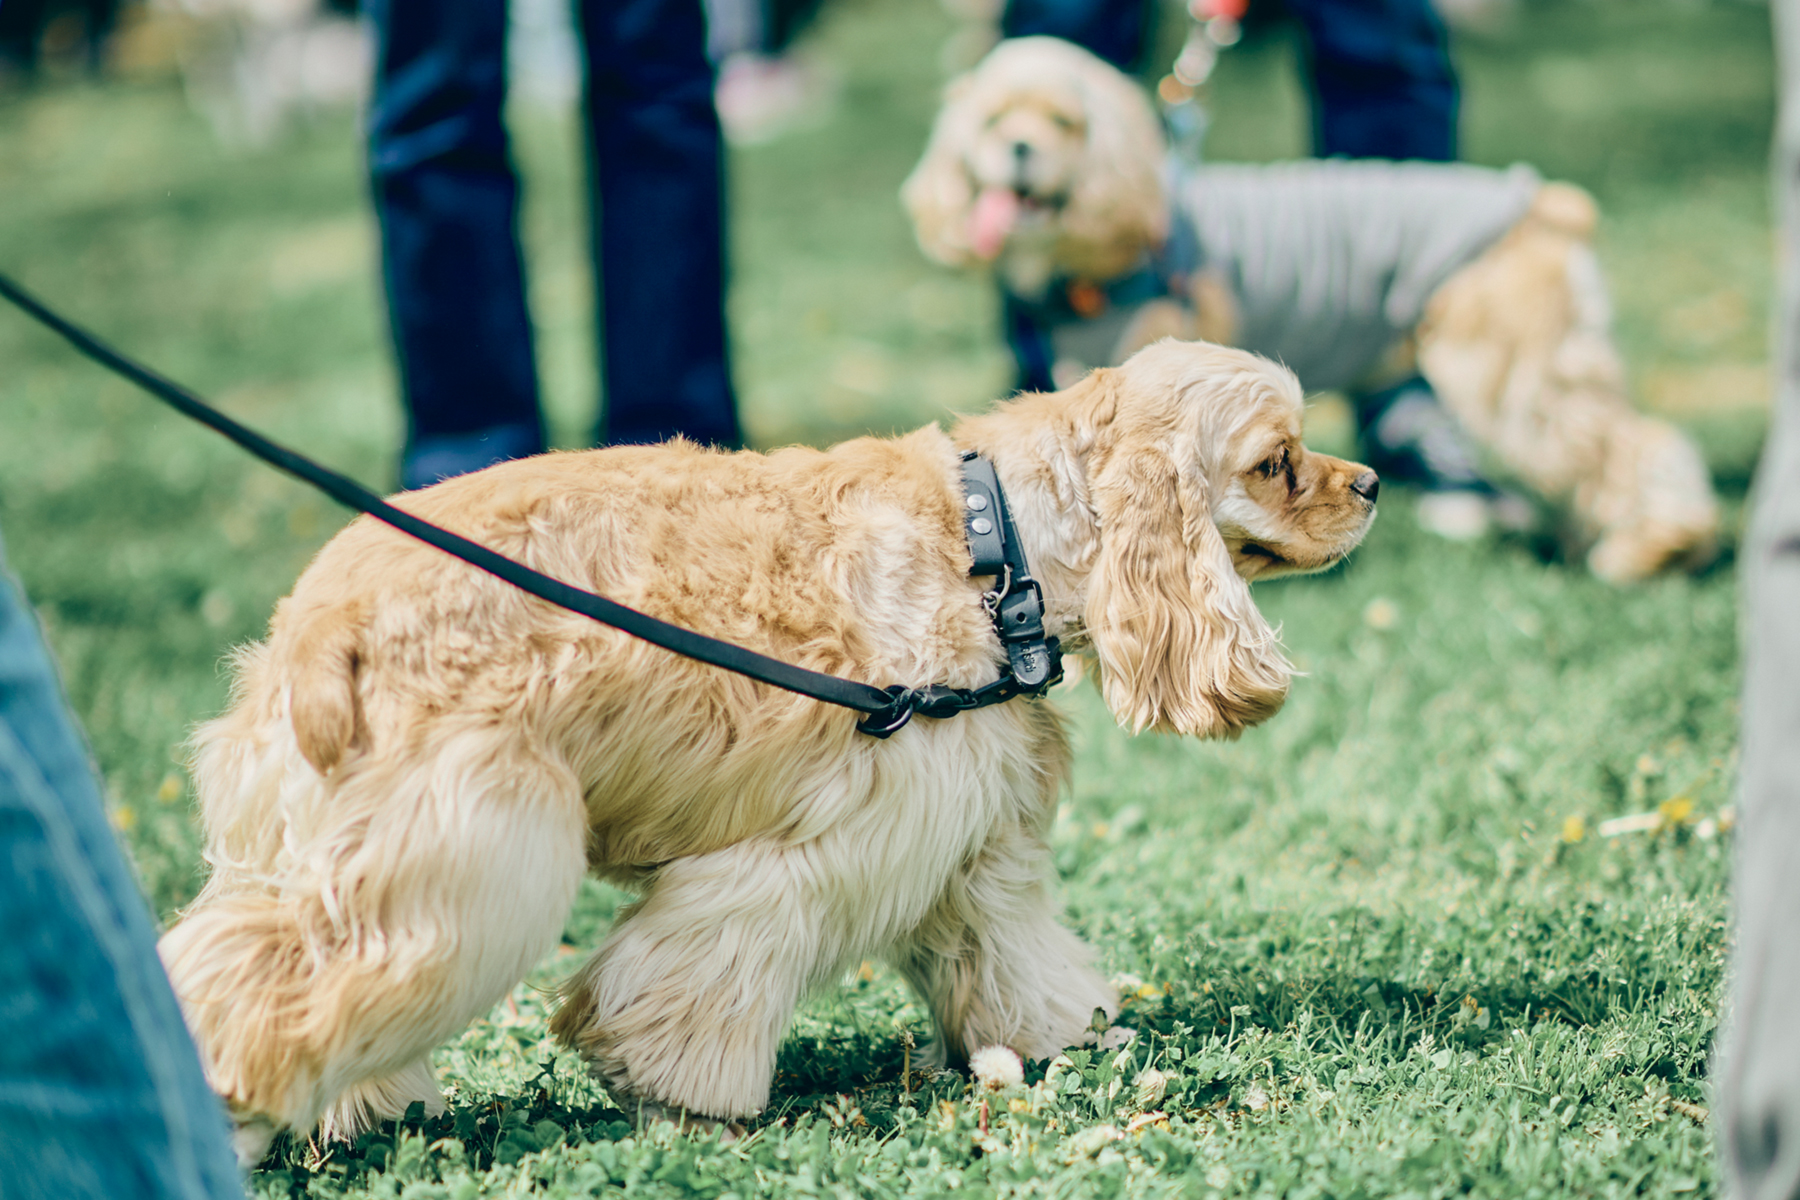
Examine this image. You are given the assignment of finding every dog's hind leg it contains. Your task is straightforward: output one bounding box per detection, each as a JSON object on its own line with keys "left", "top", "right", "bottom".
{"left": 161, "top": 726, "right": 588, "bottom": 1153}
{"left": 1419, "top": 204, "right": 1719, "bottom": 580}
{"left": 1580, "top": 417, "right": 1721, "bottom": 581}
{"left": 888, "top": 820, "right": 1116, "bottom": 1064}
{"left": 552, "top": 841, "right": 838, "bottom": 1122}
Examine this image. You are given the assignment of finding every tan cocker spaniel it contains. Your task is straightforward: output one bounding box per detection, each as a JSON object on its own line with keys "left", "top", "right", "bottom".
{"left": 158, "top": 341, "right": 1376, "bottom": 1160}
{"left": 903, "top": 37, "right": 1720, "bottom": 583}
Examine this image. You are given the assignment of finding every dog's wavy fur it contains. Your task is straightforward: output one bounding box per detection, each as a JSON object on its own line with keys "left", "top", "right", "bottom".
{"left": 903, "top": 37, "right": 1720, "bottom": 583}
{"left": 159, "top": 342, "right": 1375, "bottom": 1157}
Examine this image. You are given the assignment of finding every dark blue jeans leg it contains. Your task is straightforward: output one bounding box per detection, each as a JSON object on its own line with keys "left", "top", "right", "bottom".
{"left": 1002, "top": 293, "right": 1057, "bottom": 395}
{"left": 1284, "top": 0, "right": 1459, "bottom": 162}
{"left": 367, "top": 0, "right": 547, "bottom": 486}
{"left": 999, "top": 0, "right": 1152, "bottom": 72}
{"left": 579, "top": 0, "right": 742, "bottom": 448}
{"left": 1296, "top": 0, "right": 1461, "bottom": 465}
{"left": 0, "top": 553, "right": 242, "bottom": 1200}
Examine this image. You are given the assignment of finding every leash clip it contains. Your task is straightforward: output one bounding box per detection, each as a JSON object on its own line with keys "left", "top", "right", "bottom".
{"left": 980, "top": 562, "right": 1013, "bottom": 620}
{"left": 855, "top": 684, "right": 984, "bottom": 739}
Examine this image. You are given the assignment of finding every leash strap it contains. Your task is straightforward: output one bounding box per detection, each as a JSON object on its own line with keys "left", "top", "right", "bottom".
{"left": 0, "top": 271, "right": 1056, "bottom": 738}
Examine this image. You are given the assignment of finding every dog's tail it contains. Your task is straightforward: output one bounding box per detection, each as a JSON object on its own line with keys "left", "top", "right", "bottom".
{"left": 1528, "top": 181, "right": 1599, "bottom": 241}
{"left": 280, "top": 599, "right": 368, "bottom": 776}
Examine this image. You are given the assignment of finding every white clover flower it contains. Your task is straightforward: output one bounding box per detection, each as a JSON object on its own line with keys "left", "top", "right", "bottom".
{"left": 1098, "top": 1025, "right": 1135, "bottom": 1052}
{"left": 969, "top": 1044, "right": 1025, "bottom": 1090}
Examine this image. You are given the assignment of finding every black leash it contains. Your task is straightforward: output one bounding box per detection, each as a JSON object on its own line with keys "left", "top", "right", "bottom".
{"left": 0, "top": 271, "right": 1059, "bottom": 738}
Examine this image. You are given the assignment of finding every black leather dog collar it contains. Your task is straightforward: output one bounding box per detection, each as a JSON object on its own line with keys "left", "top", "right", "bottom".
{"left": 848, "top": 453, "right": 1065, "bottom": 737}
{"left": 958, "top": 452, "right": 1062, "bottom": 694}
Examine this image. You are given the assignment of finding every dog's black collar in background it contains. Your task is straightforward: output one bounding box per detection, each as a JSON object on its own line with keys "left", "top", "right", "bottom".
{"left": 0, "top": 271, "right": 1060, "bottom": 739}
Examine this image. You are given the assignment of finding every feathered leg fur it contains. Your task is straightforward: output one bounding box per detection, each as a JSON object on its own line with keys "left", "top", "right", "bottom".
{"left": 161, "top": 710, "right": 589, "bottom": 1154}
{"left": 551, "top": 711, "right": 1101, "bottom": 1118}
{"left": 888, "top": 817, "right": 1116, "bottom": 1064}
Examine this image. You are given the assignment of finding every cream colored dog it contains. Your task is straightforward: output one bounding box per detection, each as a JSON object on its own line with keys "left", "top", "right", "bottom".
{"left": 159, "top": 341, "right": 1376, "bottom": 1160}
{"left": 903, "top": 37, "right": 1720, "bottom": 584}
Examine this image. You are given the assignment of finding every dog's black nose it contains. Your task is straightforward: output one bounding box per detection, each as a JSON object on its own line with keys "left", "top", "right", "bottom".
{"left": 1012, "top": 141, "right": 1032, "bottom": 160}
{"left": 1351, "top": 471, "right": 1380, "bottom": 503}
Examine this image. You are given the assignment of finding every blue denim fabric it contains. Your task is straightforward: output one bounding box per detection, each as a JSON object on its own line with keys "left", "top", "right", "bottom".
{"left": 577, "top": 0, "right": 738, "bottom": 448}
{"left": 997, "top": 0, "right": 1457, "bottom": 163}
{"left": 1286, "top": 0, "right": 1459, "bottom": 163}
{"left": 994, "top": 0, "right": 1457, "bottom": 392}
{"left": 368, "top": 0, "right": 740, "bottom": 488}
{"left": 1001, "top": 0, "right": 1152, "bottom": 71}
{"left": 0, "top": 557, "right": 241, "bottom": 1199}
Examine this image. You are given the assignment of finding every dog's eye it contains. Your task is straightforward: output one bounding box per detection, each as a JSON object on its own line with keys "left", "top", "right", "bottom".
{"left": 1049, "top": 112, "right": 1078, "bottom": 132}
{"left": 1259, "top": 448, "right": 1289, "bottom": 479}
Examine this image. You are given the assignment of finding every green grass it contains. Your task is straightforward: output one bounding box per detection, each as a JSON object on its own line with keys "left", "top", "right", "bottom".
{"left": 0, "top": 0, "right": 1772, "bottom": 1195}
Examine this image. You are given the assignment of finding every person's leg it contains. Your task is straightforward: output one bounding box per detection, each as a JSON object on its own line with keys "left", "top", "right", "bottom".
{"left": 0, "top": 552, "right": 242, "bottom": 1199}
{"left": 578, "top": 0, "right": 741, "bottom": 448}
{"left": 81, "top": 0, "right": 121, "bottom": 73}
{"left": 0, "top": 0, "right": 49, "bottom": 75}
{"left": 1353, "top": 374, "right": 1490, "bottom": 494}
{"left": 999, "top": 0, "right": 1152, "bottom": 73}
{"left": 1284, "top": 0, "right": 1458, "bottom": 162}
{"left": 1284, "top": 1, "right": 1465, "bottom": 512}
{"left": 1350, "top": 372, "right": 1520, "bottom": 541}
{"left": 1717, "top": 3, "right": 1800, "bottom": 1196}
{"left": 1002, "top": 293, "right": 1057, "bottom": 395}
{"left": 367, "top": 0, "right": 546, "bottom": 488}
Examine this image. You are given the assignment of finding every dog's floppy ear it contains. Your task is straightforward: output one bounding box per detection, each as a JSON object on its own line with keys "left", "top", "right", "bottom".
{"left": 1082, "top": 379, "right": 1290, "bottom": 738}
{"left": 901, "top": 74, "right": 982, "bottom": 267}
{"left": 1055, "top": 53, "right": 1170, "bottom": 278}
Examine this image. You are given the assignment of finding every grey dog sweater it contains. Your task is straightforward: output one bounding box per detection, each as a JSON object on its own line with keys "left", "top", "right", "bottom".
{"left": 1163, "top": 159, "right": 1543, "bottom": 392}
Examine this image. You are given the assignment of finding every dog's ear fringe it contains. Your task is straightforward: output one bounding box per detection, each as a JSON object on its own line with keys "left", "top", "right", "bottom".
{"left": 1052, "top": 48, "right": 1171, "bottom": 279}
{"left": 1079, "top": 376, "right": 1291, "bottom": 740}
{"left": 900, "top": 73, "right": 983, "bottom": 268}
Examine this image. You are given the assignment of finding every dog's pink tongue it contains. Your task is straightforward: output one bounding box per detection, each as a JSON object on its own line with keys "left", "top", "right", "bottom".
{"left": 969, "top": 187, "right": 1020, "bottom": 260}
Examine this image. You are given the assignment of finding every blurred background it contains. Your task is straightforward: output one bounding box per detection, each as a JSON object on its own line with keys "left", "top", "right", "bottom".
{"left": 0, "top": 0, "right": 1773, "bottom": 449}
{"left": 0, "top": 0, "right": 1775, "bottom": 914}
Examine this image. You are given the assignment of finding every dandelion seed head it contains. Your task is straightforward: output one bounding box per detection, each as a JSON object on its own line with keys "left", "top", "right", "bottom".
{"left": 969, "top": 1044, "right": 1024, "bottom": 1090}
